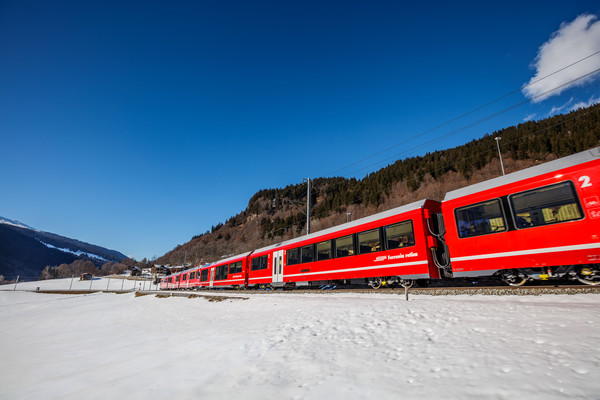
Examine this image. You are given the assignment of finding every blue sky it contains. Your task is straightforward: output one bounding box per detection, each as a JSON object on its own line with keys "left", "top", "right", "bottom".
{"left": 1, "top": 0, "right": 599, "bottom": 261}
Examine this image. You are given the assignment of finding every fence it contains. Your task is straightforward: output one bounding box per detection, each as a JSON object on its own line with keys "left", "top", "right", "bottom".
{"left": 0, "top": 275, "right": 160, "bottom": 292}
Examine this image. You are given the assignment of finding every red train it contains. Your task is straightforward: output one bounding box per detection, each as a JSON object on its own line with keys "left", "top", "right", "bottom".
{"left": 161, "top": 146, "right": 600, "bottom": 289}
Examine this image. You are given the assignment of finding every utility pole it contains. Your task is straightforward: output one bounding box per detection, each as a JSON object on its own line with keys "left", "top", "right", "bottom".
{"left": 495, "top": 136, "right": 505, "bottom": 176}
{"left": 304, "top": 178, "right": 311, "bottom": 235}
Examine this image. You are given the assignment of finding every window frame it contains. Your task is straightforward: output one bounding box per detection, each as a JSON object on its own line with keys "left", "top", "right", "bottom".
{"left": 454, "top": 198, "right": 508, "bottom": 239}
{"left": 384, "top": 220, "right": 415, "bottom": 250}
{"left": 251, "top": 255, "right": 269, "bottom": 271}
{"left": 286, "top": 248, "right": 299, "bottom": 266}
{"left": 357, "top": 228, "right": 382, "bottom": 254}
{"left": 214, "top": 265, "right": 228, "bottom": 281}
{"left": 316, "top": 240, "right": 333, "bottom": 261}
{"left": 508, "top": 181, "right": 584, "bottom": 230}
{"left": 200, "top": 269, "right": 209, "bottom": 282}
{"left": 229, "top": 261, "right": 243, "bottom": 274}
{"left": 300, "top": 244, "right": 314, "bottom": 264}
{"left": 334, "top": 234, "right": 355, "bottom": 258}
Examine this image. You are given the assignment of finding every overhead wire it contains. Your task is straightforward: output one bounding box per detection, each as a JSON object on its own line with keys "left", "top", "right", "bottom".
{"left": 324, "top": 49, "right": 600, "bottom": 178}
{"left": 339, "top": 66, "right": 600, "bottom": 178}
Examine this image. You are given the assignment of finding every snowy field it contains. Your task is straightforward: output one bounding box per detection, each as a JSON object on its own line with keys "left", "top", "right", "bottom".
{"left": 1, "top": 279, "right": 600, "bottom": 400}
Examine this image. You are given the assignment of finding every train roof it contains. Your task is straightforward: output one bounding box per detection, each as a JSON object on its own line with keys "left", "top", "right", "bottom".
{"left": 251, "top": 199, "right": 431, "bottom": 255}
{"left": 443, "top": 146, "right": 600, "bottom": 202}
{"left": 162, "top": 251, "right": 253, "bottom": 277}
{"left": 200, "top": 251, "right": 253, "bottom": 267}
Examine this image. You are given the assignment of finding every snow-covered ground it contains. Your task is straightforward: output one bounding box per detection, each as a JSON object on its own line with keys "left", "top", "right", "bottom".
{"left": 1, "top": 280, "right": 599, "bottom": 400}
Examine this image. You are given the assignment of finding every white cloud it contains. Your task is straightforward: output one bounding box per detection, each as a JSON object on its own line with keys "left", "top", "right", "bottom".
{"left": 523, "top": 113, "right": 536, "bottom": 122}
{"left": 569, "top": 94, "right": 600, "bottom": 111}
{"left": 523, "top": 14, "right": 600, "bottom": 102}
{"left": 546, "top": 98, "right": 574, "bottom": 116}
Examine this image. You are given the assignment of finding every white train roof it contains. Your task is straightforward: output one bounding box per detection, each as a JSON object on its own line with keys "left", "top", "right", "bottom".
{"left": 443, "top": 146, "right": 600, "bottom": 202}
{"left": 252, "top": 199, "right": 430, "bottom": 254}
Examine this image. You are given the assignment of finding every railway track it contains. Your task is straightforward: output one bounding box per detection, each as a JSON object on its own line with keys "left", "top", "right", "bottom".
{"left": 155, "top": 284, "right": 600, "bottom": 297}
{"left": 20, "top": 284, "right": 600, "bottom": 298}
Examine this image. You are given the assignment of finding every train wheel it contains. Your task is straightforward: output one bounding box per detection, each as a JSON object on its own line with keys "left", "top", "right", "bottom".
{"left": 576, "top": 266, "right": 600, "bottom": 285}
{"left": 368, "top": 279, "right": 382, "bottom": 289}
{"left": 501, "top": 270, "right": 527, "bottom": 287}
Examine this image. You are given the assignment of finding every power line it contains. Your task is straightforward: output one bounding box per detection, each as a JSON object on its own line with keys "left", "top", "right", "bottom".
{"left": 324, "top": 50, "right": 600, "bottom": 178}
{"left": 338, "top": 66, "right": 600, "bottom": 179}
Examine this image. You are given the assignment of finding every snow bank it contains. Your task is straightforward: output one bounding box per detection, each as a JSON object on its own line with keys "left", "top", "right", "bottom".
{"left": 1, "top": 290, "right": 599, "bottom": 399}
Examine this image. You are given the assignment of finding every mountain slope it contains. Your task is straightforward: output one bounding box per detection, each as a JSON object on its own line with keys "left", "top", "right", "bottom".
{"left": 0, "top": 218, "right": 127, "bottom": 280}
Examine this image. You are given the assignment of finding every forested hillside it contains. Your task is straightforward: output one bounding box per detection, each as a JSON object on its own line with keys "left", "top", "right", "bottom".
{"left": 156, "top": 104, "right": 600, "bottom": 266}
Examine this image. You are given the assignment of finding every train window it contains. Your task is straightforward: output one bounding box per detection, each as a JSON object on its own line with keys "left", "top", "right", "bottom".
{"left": 385, "top": 221, "right": 415, "bottom": 249}
{"left": 301, "top": 245, "right": 314, "bottom": 263}
{"left": 455, "top": 199, "right": 507, "bottom": 238}
{"left": 357, "top": 229, "right": 381, "bottom": 254}
{"left": 200, "top": 269, "right": 209, "bottom": 281}
{"left": 287, "top": 248, "right": 299, "bottom": 265}
{"left": 335, "top": 235, "right": 354, "bottom": 257}
{"left": 183, "top": 274, "right": 187, "bottom": 281}
{"left": 509, "top": 181, "right": 583, "bottom": 229}
{"left": 229, "top": 261, "right": 242, "bottom": 274}
{"left": 316, "top": 240, "right": 332, "bottom": 261}
{"left": 196, "top": 270, "right": 201, "bottom": 279}
{"left": 251, "top": 255, "right": 268, "bottom": 271}
{"left": 215, "top": 265, "right": 228, "bottom": 280}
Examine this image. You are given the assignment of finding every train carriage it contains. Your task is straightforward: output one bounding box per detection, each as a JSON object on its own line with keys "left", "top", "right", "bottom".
{"left": 248, "top": 199, "right": 445, "bottom": 288}
{"left": 441, "top": 146, "right": 600, "bottom": 285}
{"left": 197, "top": 253, "right": 251, "bottom": 289}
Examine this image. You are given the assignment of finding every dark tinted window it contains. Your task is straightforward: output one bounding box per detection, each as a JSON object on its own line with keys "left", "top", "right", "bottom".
{"left": 200, "top": 269, "right": 209, "bottom": 282}
{"left": 229, "top": 261, "right": 242, "bottom": 274}
{"left": 335, "top": 235, "right": 354, "bottom": 257}
{"left": 300, "top": 245, "right": 314, "bottom": 263}
{"left": 385, "top": 221, "right": 415, "bottom": 249}
{"left": 215, "top": 265, "right": 228, "bottom": 280}
{"left": 455, "top": 199, "right": 506, "bottom": 238}
{"left": 510, "top": 182, "right": 583, "bottom": 228}
{"left": 251, "top": 255, "right": 268, "bottom": 271}
{"left": 358, "top": 229, "right": 381, "bottom": 254}
{"left": 287, "top": 248, "right": 299, "bottom": 265}
{"left": 316, "top": 240, "right": 332, "bottom": 261}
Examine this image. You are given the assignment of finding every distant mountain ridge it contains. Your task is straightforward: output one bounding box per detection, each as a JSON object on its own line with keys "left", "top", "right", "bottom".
{"left": 0, "top": 217, "right": 127, "bottom": 280}
{"left": 0, "top": 217, "right": 35, "bottom": 231}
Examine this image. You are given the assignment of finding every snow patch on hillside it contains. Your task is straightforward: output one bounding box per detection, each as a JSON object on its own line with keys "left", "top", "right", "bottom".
{"left": 37, "top": 240, "right": 108, "bottom": 262}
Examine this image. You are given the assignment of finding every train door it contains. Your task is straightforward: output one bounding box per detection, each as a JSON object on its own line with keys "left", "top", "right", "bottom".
{"left": 209, "top": 267, "right": 215, "bottom": 288}
{"left": 272, "top": 250, "right": 284, "bottom": 283}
